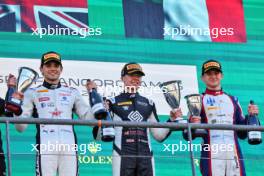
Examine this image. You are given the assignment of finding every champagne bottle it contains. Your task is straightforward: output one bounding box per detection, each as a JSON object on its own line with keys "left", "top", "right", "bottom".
{"left": 247, "top": 100, "right": 262, "bottom": 145}
{"left": 87, "top": 79, "right": 107, "bottom": 119}
{"left": 101, "top": 109, "right": 115, "bottom": 142}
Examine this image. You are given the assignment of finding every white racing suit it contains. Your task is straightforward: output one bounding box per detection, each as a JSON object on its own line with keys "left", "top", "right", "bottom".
{"left": 15, "top": 81, "right": 94, "bottom": 176}
{"left": 199, "top": 89, "right": 247, "bottom": 176}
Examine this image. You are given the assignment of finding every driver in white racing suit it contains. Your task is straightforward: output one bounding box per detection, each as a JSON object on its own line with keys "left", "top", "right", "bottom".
{"left": 183, "top": 60, "right": 259, "bottom": 176}
{"left": 11, "top": 51, "right": 96, "bottom": 176}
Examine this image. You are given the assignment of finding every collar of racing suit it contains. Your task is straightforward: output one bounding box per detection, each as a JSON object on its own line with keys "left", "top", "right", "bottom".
{"left": 121, "top": 92, "right": 139, "bottom": 99}
{"left": 42, "top": 80, "right": 61, "bottom": 89}
{"left": 205, "top": 88, "right": 223, "bottom": 96}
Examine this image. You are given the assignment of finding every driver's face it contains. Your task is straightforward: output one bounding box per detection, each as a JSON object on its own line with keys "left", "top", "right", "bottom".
{"left": 40, "top": 61, "right": 62, "bottom": 82}
{"left": 202, "top": 70, "right": 223, "bottom": 89}
{"left": 122, "top": 74, "right": 142, "bottom": 92}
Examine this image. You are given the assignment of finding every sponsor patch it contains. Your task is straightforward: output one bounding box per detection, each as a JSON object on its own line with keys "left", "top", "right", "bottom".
{"left": 206, "top": 97, "right": 215, "bottom": 106}
{"left": 49, "top": 110, "right": 63, "bottom": 117}
{"left": 207, "top": 106, "right": 218, "bottom": 110}
{"left": 60, "top": 96, "right": 69, "bottom": 102}
{"left": 117, "top": 101, "right": 132, "bottom": 106}
{"left": 41, "top": 103, "right": 46, "bottom": 108}
{"left": 59, "top": 93, "right": 71, "bottom": 96}
{"left": 47, "top": 102, "right": 55, "bottom": 107}
{"left": 40, "top": 102, "right": 55, "bottom": 108}
{"left": 204, "top": 62, "right": 220, "bottom": 69}
{"left": 39, "top": 97, "right": 50, "bottom": 102}
{"left": 122, "top": 106, "right": 129, "bottom": 110}
{"left": 128, "top": 111, "right": 143, "bottom": 122}
{"left": 37, "top": 89, "right": 49, "bottom": 93}
{"left": 137, "top": 101, "right": 148, "bottom": 106}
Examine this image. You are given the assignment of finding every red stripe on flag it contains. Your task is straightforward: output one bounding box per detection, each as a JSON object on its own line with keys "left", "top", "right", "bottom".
{"left": 206, "top": 0, "right": 246, "bottom": 43}
{"left": 2, "top": 0, "right": 87, "bottom": 8}
{"left": 2, "top": 0, "right": 88, "bottom": 32}
{"left": 54, "top": 11, "right": 87, "bottom": 29}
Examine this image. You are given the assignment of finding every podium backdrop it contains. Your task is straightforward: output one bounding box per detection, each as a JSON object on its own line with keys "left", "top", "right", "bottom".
{"left": 0, "top": 0, "right": 263, "bottom": 175}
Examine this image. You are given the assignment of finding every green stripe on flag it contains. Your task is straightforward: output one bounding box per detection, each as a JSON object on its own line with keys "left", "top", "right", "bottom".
{"left": 88, "top": 0, "right": 125, "bottom": 37}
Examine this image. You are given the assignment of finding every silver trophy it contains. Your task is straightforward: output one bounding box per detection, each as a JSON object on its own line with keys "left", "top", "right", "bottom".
{"left": 6, "top": 67, "right": 38, "bottom": 112}
{"left": 159, "top": 80, "right": 186, "bottom": 123}
{"left": 185, "top": 94, "right": 202, "bottom": 117}
{"left": 17, "top": 67, "right": 39, "bottom": 93}
{"left": 185, "top": 94, "right": 207, "bottom": 137}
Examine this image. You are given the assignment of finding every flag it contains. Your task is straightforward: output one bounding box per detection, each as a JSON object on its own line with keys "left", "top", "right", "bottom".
{"left": 123, "top": 0, "right": 164, "bottom": 39}
{"left": 123, "top": 0, "right": 246, "bottom": 43}
{"left": 0, "top": 0, "right": 88, "bottom": 35}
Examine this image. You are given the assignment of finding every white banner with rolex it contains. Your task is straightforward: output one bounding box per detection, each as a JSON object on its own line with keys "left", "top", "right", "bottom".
{"left": 0, "top": 58, "right": 199, "bottom": 115}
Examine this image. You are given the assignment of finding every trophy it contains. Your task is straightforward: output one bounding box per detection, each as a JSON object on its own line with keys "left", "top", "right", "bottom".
{"left": 184, "top": 94, "right": 207, "bottom": 137}
{"left": 6, "top": 67, "right": 39, "bottom": 114}
{"left": 159, "top": 80, "right": 186, "bottom": 123}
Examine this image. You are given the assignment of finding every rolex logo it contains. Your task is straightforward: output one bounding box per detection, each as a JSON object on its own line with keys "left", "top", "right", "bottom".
{"left": 88, "top": 142, "right": 102, "bottom": 154}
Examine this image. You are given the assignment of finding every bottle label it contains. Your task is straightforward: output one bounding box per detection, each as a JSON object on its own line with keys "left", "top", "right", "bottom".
{"left": 248, "top": 131, "right": 262, "bottom": 139}
{"left": 103, "top": 127, "right": 115, "bottom": 136}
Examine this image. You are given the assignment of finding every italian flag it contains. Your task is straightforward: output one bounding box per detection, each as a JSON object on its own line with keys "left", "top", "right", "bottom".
{"left": 123, "top": 0, "right": 246, "bottom": 43}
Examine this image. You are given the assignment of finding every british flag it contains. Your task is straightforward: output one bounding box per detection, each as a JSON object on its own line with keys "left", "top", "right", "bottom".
{"left": 0, "top": 0, "right": 88, "bottom": 34}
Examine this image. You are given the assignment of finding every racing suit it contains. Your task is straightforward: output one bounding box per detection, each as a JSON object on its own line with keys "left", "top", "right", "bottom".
{"left": 15, "top": 81, "right": 94, "bottom": 176}
{"left": 199, "top": 89, "right": 247, "bottom": 176}
{"left": 108, "top": 92, "right": 172, "bottom": 176}
{"left": 0, "top": 98, "right": 6, "bottom": 176}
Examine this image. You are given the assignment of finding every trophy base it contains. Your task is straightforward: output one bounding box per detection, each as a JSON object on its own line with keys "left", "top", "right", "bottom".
{"left": 170, "top": 118, "right": 188, "bottom": 131}
{"left": 182, "top": 128, "right": 207, "bottom": 140}
{"left": 175, "top": 118, "right": 188, "bottom": 124}
{"left": 193, "top": 129, "right": 207, "bottom": 138}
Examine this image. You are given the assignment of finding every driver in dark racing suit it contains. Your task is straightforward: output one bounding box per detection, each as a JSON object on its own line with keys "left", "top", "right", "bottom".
{"left": 94, "top": 62, "right": 182, "bottom": 176}
{"left": 0, "top": 74, "right": 17, "bottom": 176}
{"left": 109, "top": 92, "right": 173, "bottom": 176}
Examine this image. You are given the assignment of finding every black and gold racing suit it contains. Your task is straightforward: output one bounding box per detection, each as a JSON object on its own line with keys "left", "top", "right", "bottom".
{"left": 108, "top": 92, "right": 172, "bottom": 176}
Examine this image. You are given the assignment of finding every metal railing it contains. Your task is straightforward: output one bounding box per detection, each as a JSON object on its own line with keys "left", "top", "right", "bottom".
{"left": 0, "top": 117, "right": 264, "bottom": 176}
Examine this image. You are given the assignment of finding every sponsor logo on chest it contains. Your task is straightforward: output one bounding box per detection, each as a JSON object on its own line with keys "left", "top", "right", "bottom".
{"left": 128, "top": 111, "right": 143, "bottom": 122}
{"left": 137, "top": 101, "right": 148, "bottom": 106}
{"left": 39, "top": 97, "right": 50, "bottom": 102}
{"left": 117, "top": 101, "right": 132, "bottom": 106}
